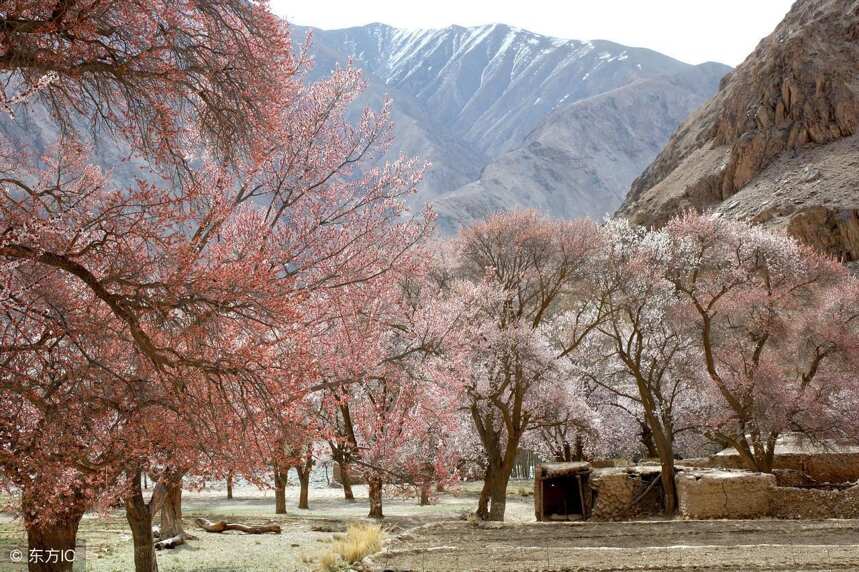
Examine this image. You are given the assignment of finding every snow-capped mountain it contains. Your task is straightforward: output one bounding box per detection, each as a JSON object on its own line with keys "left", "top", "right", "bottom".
{"left": 297, "top": 23, "right": 730, "bottom": 232}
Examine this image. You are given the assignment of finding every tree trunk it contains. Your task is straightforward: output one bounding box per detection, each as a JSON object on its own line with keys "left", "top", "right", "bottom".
{"left": 735, "top": 431, "right": 778, "bottom": 473}
{"left": 418, "top": 462, "right": 433, "bottom": 506}
{"left": 124, "top": 471, "right": 159, "bottom": 572}
{"left": 659, "top": 457, "right": 677, "bottom": 515}
{"left": 159, "top": 479, "right": 185, "bottom": 539}
{"left": 274, "top": 465, "right": 287, "bottom": 514}
{"left": 296, "top": 466, "right": 310, "bottom": 510}
{"left": 574, "top": 434, "right": 585, "bottom": 461}
{"left": 21, "top": 482, "right": 85, "bottom": 572}
{"left": 367, "top": 474, "right": 383, "bottom": 519}
{"left": 419, "top": 482, "right": 431, "bottom": 506}
{"left": 339, "top": 462, "right": 355, "bottom": 501}
{"left": 640, "top": 423, "right": 659, "bottom": 458}
{"left": 226, "top": 473, "right": 233, "bottom": 500}
{"left": 25, "top": 517, "right": 83, "bottom": 572}
{"left": 650, "top": 426, "right": 677, "bottom": 515}
{"left": 475, "top": 471, "right": 492, "bottom": 520}
{"left": 487, "top": 469, "right": 510, "bottom": 521}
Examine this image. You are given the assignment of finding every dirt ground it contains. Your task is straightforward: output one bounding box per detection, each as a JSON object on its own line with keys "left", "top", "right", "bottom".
{"left": 1, "top": 480, "right": 858, "bottom": 571}
{"left": 370, "top": 519, "right": 859, "bottom": 571}
{"left": 0, "top": 481, "right": 533, "bottom": 571}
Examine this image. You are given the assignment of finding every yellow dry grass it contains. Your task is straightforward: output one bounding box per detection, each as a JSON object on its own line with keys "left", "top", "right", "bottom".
{"left": 318, "top": 522, "right": 383, "bottom": 571}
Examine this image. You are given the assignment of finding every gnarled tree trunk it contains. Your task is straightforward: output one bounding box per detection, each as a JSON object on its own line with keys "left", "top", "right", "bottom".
{"left": 367, "top": 473, "right": 383, "bottom": 519}
{"left": 159, "top": 478, "right": 185, "bottom": 540}
{"left": 475, "top": 468, "right": 492, "bottom": 520}
{"left": 124, "top": 470, "right": 159, "bottom": 572}
{"left": 25, "top": 517, "right": 83, "bottom": 572}
{"left": 22, "top": 483, "right": 85, "bottom": 572}
{"left": 487, "top": 470, "right": 511, "bottom": 521}
{"left": 273, "top": 464, "right": 287, "bottom": 514}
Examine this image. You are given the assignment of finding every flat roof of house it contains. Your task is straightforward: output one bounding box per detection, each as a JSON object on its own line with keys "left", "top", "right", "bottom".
{"left": 716, "top": 433, "right": 859, "bottom": 456}
{"left": 538, "top": 462, "right": 591, "bottom": 477}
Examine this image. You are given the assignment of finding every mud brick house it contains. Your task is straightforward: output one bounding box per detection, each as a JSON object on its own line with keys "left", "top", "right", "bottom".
{"left": 707, "top": 433, "right": 859, "bottom": 484}
{"left": 534, "top": 464, "right": 666, "bottom": 521}
{"left": 535, "top": 453, "right": 859, "bottom": 522}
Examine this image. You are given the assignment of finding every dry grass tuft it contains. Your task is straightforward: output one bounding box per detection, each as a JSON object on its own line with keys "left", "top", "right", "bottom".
{"left": 318, "top": 522, "right": 384, "bottom": 571}
{"left": 318, "top": 551, "right": 339, "bottom": 571}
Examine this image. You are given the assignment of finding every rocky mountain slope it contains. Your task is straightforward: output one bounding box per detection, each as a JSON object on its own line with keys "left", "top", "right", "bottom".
{"left": 300, "top": 23, "right": 730, "bottom": 231}
{"left": 618, "top": 0, "right": 859, "bottom": 263}
{"left": 433, "top": 63, "right": 728, "bottom": 233}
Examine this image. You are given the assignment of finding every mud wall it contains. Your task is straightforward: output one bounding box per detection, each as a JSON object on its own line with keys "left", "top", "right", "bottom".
{"left": 677, "top": 471, "right": 775, "bottom": 519}
{"left": 691, "top": 453, "right": 859, "bottom": 484}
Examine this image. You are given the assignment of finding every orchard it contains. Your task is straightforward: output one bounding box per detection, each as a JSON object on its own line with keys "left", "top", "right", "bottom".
{"left": 1, "top": 3, "right": 858, "bottom": 572}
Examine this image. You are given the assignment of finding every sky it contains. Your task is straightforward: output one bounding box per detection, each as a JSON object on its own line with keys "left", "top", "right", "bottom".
{"left": 270, "top": 0, "right": 796, "bottom": 66}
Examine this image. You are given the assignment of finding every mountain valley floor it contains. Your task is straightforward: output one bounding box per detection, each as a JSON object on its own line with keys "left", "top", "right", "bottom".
{"left": 2, "top": 482, "right": 858, "bottom": 571}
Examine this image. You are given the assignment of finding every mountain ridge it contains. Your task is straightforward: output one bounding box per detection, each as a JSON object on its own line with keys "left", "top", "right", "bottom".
{"left": 297, "top": 22, "right": 730, "bottom": 232}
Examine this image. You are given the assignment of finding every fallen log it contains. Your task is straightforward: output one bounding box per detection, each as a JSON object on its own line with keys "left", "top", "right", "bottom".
{"left": 154, "top": 531, "right": 197, "bottom": 550}
{"left": 194, "top": 517, "right": 281, "bottom": 534}
{"left": 154, "top": 534, "right": 185, "bottom": 550}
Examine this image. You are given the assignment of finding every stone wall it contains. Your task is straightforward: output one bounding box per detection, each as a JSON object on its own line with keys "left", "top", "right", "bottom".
{"left": 770, "top": 485, "right": 859, "bottom": 519}
{"left": 590, "top": 467, "right": 663, "bottom": 521}
{"left": 677, "top": 471, "right": 775, "bottom": 519}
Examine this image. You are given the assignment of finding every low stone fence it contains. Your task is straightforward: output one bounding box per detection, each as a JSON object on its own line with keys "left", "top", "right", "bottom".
{"left": 770, "top": 484, "right": 859, "bottom": 519}
{"left": 685, "top": 453, "right": 859, "bottom": 484}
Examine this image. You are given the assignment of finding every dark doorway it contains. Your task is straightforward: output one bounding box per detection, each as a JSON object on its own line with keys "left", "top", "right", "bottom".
{"left": 541, "top": 474, "right": 589, "bottom": 520}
